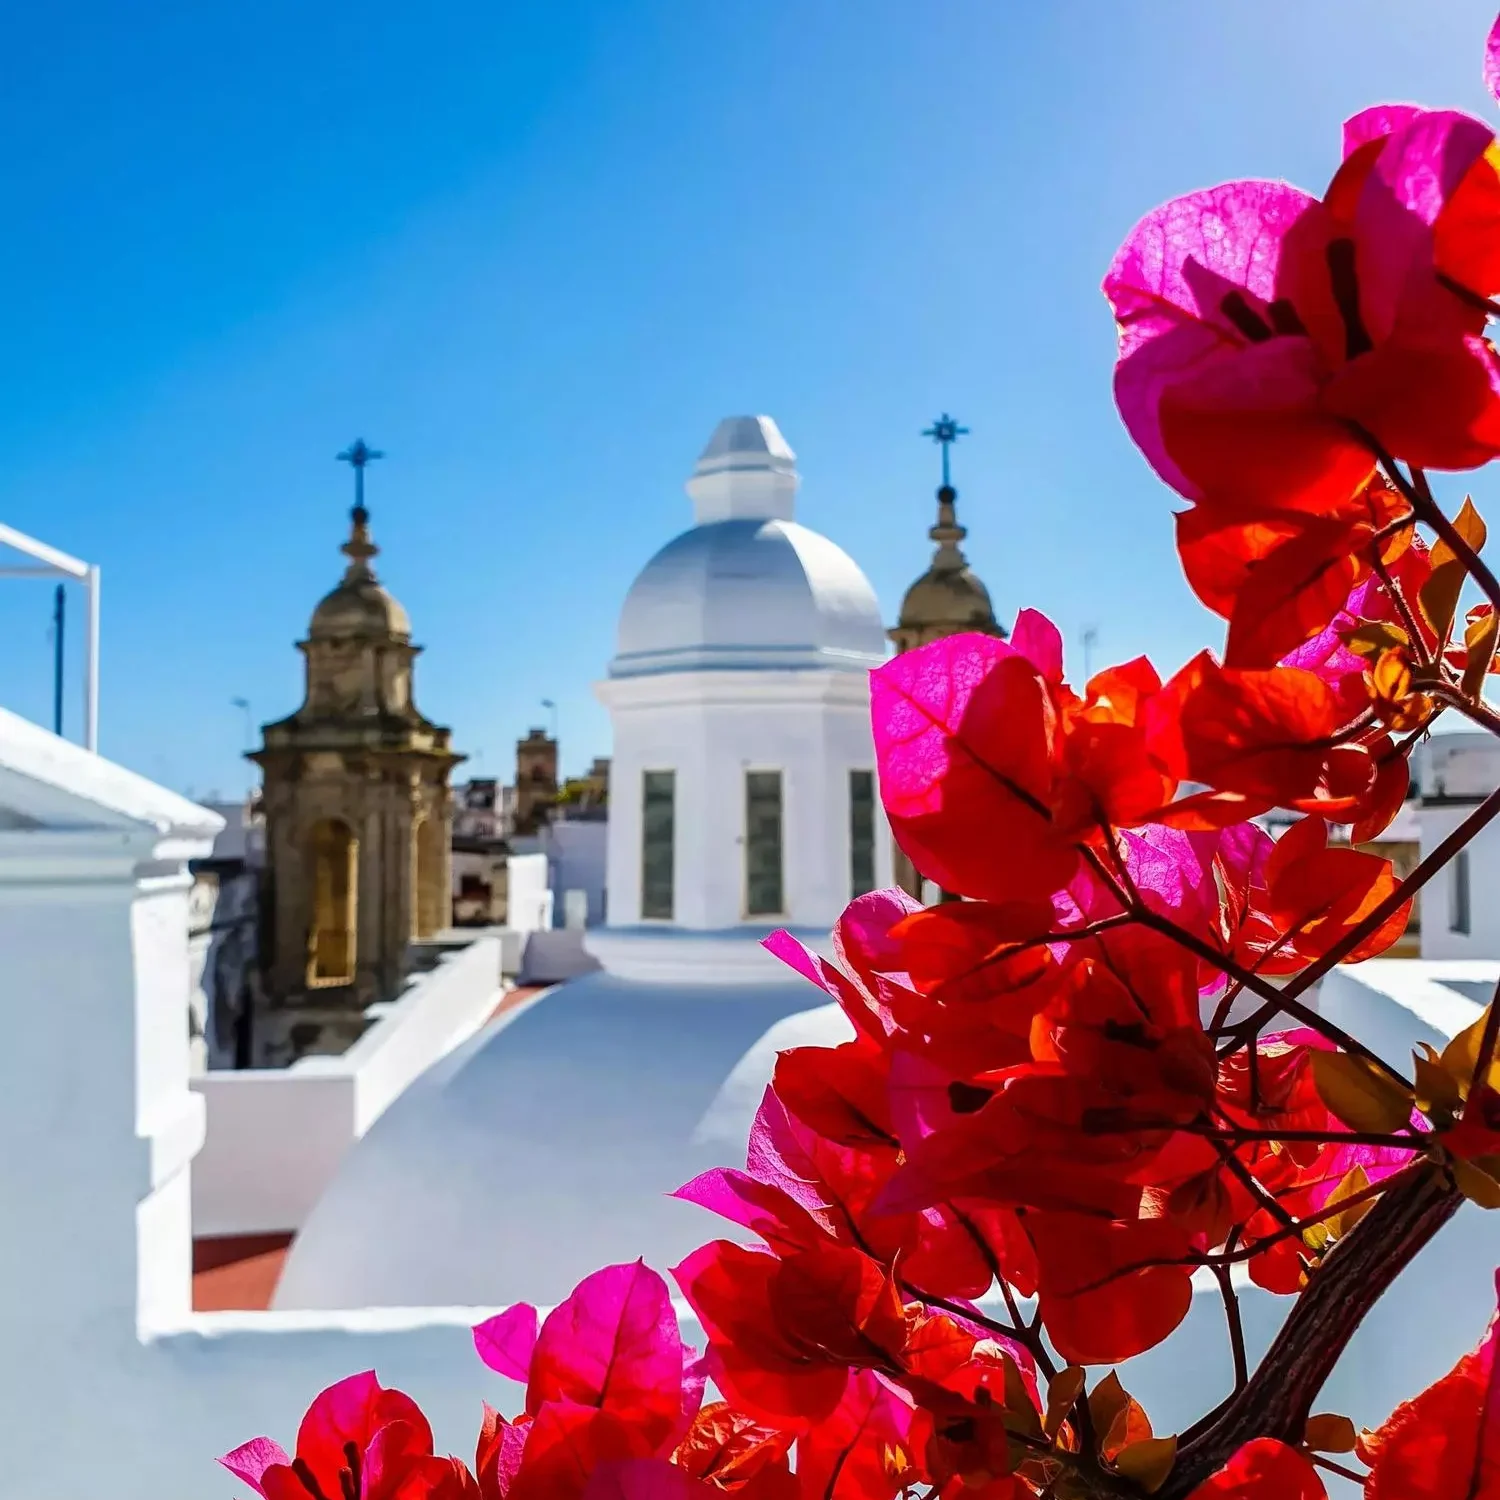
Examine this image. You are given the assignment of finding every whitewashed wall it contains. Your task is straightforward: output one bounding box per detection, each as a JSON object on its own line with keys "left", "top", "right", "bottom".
{"left": 543, "top": 819, "right": 607, "bottom": 926}
{"left": 192, "top": 936, "right": 503, "bottom": 1237}
{"left": 598, "top": 669, "right": 893, "bottom": 931}
{"left": 1416, "top": 800, "right": 1500, "bottom": 959}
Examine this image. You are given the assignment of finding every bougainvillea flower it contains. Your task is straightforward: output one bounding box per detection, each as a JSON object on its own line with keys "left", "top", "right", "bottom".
{"left": 771, "top": 1036, "right": 895, "bottom": 1148}
{"left": 579, "top": 1459, "right": 724, "bottom": 1500}
{"left": 468, "top": 1265, "right": 706, "bottom": 1500}
{"left": 507, "top": 1404, "right": 646, "bottom": 1500}
{"left": 475, "top": 1406, "right": 528, "bottom": 1500}
{"left": 1176, "top": 479, "right": 1414, "bottom": 687}
{"left": 1107, "top": 101, "right": 1500, "bottom": 517}
{"left": 679, "top": 1087, "right": 1032, "bottom": 1301}
{"left": 1149, "top": 653, "right": 1377, "bottom": 822}
{"left": 1262, "top": 814, "right": 1411, "bottom": 964}
{"left": 1052, "top": 657, "right": 1177, "bottom": 836}
{"left": 763, "top": 888, "right": 921, "bottom": 1045}
{"left": 1106, "top": 179, "right": 1372, "bottom": 510}
{"left": 474, "top": 1304, "right": 540, "bottom": 1383}
{"left": 1027, "top": 1212, "right": 1198, "bottom": 1364}
{"left": 1359, "top": 1268, "right": 1500, "bottom": 1498}
{"left": 795, "top": 1370, "right": 919, "bottom": 1500}
{"left": 672, "top": 1241, "right": 860, "bottom": 1426}
{"left": 1185, "top": 1438, "right": 1327, "bottom": 1499}
{"left": 873, "top": 632, "right": 1078, "bottom": 902}
{"left": 874, "top": 625, "right": 1187, "bottom": 902}
{"left": 221, "top": 1372, "right": 466, "bottom": 1500}
{"left": 525, "top": 1262, "right": 699, "bottom": 1449}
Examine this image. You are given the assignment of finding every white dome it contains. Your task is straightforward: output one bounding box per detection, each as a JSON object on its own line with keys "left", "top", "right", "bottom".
{"left": 610, "top": 416, "right": 887, "bottom": 679}
{"left": 272, "top": 974, "right": 853, "bottom": 1310}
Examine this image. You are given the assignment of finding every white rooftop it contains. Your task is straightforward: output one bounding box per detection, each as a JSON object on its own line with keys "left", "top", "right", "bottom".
{"left": 272, "top": 972, "right": 852, "bottom": 1310}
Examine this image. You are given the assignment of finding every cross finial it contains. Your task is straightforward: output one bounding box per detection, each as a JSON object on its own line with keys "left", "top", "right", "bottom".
{"left": 336, "top": 439, "right": 384, "bottom": 578}
{"left": 337, "top": 438, "right": 385, "bottom": 517}
{"left": 921, "top": 413, "right": 969, "bottom": 491}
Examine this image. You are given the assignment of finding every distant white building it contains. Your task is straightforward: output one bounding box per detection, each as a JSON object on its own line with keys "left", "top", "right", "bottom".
{"left": 1414, "top": 732, "right": 1500, "bottom": 960}
{"left": 275, "top": 415, "right": 896, "bottom": 1307}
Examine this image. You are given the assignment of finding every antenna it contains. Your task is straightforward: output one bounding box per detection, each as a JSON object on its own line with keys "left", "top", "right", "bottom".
{"left": 1082, "top": 625, "right": 1100, "bottom": 681}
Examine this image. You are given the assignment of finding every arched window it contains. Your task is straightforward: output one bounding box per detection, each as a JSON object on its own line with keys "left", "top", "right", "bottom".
{"left": 412, "top": 814, "right": 446, "bottom": 938}
{"left": 307, "top": 819, "right": 358, "bottom": 986}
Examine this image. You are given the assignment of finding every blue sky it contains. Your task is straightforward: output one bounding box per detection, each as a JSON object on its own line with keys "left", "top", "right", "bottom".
{"left": 0, "top": 0, "right": 1494, "bottom": 795}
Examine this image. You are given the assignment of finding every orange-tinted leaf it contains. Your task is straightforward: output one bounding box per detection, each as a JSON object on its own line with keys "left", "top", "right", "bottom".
{"left": 1440, "top": 1006, "right": 1498, "bottom": 1098}
{"left": 1452, "top": 1158, "right": 1500, "bottom": 1209}
{"left": 1465, "top": 603, "right": 1500, "bottom": 700}
{"left": 1303, "top": 1167, "right": 1375, "bottom": 1252}
{"left": 1044, "top": 1367, "right": 1085, "bottom": 1440}
{"left": 673, "top": 1403, "right": 795, "bottom": 1489}
{"left": 1087, "top": 1370, "right": 1133, "bottom": 1450}
{"left": 1414, "top": 1044, "right": 1463, "bottom": 1118}
{"left": 1419, "top": 495, "right": 1488, "bottom": 645}
{"left": 1303, "top": 1414, "right": 1357, "bottom": 1453}
{"left": 1343, "top": 620, "right": 1410, "bottom": 660}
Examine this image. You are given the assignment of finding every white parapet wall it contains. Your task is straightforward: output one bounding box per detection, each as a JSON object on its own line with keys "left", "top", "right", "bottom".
{"left": 505, "top": 850, "right": 552, "bottom": 931}
{"left": 191, "top": 935, "right": 504, "bottom": 1238}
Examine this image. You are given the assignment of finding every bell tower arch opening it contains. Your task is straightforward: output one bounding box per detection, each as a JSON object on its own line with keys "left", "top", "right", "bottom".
{"left": 307, "top": 818, "right": 358, "bottom": 986}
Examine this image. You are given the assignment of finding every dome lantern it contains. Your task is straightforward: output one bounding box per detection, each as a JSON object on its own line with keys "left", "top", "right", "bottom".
{"left": 685, "top": 415, "right": 799, "bottom": 524}
{"left": 595, "top": 414, "right": 893, "bottom": 934}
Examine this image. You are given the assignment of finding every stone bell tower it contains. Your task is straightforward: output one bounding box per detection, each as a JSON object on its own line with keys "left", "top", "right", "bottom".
{"left": 249, "top": 440, "right": 462, "bottom": 1063}
{"left": 890, "top": 415, "right": 1005, "bottom": 900}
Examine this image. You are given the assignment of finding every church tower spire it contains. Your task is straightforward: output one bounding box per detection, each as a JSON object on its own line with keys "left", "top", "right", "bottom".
{"left": 248, "top": 439, "right": 463, "bottom": 1063}
{"left": 889, "top": 413, "right": 1005, "bottom": 655}
{"left": 889, "top": 415, "right": 1004, "bottom": 903}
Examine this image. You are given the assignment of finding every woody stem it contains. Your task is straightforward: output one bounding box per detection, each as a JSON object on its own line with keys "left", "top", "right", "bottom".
{"left": 1160, "top": 1164, "right": 1462, "bottom": 1500}
{"left": 1432, "top": 680, "right": 1500, "bottom": 736}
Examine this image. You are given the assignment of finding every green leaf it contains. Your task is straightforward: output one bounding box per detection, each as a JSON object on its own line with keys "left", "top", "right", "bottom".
{"left": 1311, "top": 1051, "right": 1413, "bottom": 1134}
{"left": 1453, "top": 1158, "right": 1500, "bottom": 1210}
{"left": 1115, "top": 1436, "right": 1177, "bottom": 1493}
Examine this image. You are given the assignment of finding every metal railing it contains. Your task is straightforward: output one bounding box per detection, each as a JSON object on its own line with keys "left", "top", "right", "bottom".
{"left": 0, "top": 522, "right": 100, "bottom": 751}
